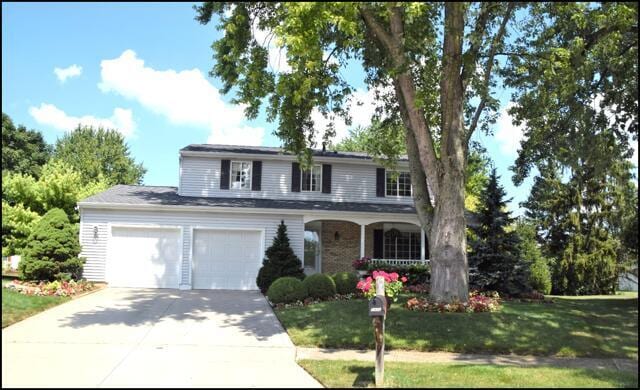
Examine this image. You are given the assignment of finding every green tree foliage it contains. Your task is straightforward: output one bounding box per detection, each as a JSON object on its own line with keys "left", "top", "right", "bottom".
{"left": 523, "top": 160, "right": 634, "bottom": 295}
{"left": 19, "top": 208, "right": 84, "bottom": 281}
{"left": 4, "top": 160, "right": 110, "bottom": 221}
{"left": 53, "top": 125, "right": 146, "bottom": 186}
{"left": 468, "top": 169, "right": 530, "bottom": 295}
{"left": 1, "top": 201, "right": 41, "bottom": 257}
{"left": 256, "top": 221, "right": 305, "bottom": 292}
{"left": 1, "top": 113, "right": 51, "bottom": 178}
{"left": 515, "top": 219, "right": 552, "bottom": 295}
{"left": 504, "top": 3, "right": 637, "bottom": 186}
{"left": 266, "top": 277, "right": 308, "bottom": 304}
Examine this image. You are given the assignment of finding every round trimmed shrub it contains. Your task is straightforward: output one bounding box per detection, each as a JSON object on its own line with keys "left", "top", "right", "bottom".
{"left": 303, "top": 273, "right": 336, "bottom": 299}
{"left": 332, "top": 272, "right": 359, "bottom": 295}
{"left": 19, "top": 208, "right": 83, "bottom": 282}
{"left": 266, "top": 277, "right": 308, "bottom": 304}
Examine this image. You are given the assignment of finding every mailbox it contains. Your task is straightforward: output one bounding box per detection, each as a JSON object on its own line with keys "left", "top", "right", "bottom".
{"left": 368, "top": 295, "right": 387, "bottom": 317}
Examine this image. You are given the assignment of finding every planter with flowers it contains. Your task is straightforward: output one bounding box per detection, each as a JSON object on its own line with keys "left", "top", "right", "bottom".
{"left": 356, "top": 270, "right": 407, "bottom": 309}
{"left": 352, "top": 256, "right": 371, "bottom": 279}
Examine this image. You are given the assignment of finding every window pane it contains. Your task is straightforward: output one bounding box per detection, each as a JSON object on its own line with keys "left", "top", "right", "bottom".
{"left": 386, "top": 175, "right": 398, "bottom": 196}
{"left": 398, "top": 172, "right": 412, "bottom": 196}
{"left": 302, "top": 165, "right": 321, "bottom": 192}
{"left": 231, "top": 161, "right": 251, "bottom": 189}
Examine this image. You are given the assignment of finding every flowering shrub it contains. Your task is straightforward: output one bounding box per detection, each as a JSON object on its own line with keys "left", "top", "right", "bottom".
{"left": 352, "top": 256, "right": 371, "bottom": 271}
{"left": 356, "top": 270, "right": 407, "bottom": 302}
{"left": 405, "top": 290, "right": 501, "bottom": 313}
{"left": 5, "top": 279, "right": 96, "bottom": 297}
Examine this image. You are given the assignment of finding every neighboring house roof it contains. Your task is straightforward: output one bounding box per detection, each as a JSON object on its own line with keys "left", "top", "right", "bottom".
{"left": 180, "top": 144, "right": 410, "bottom": 162}
{"left": 78, "top": 185, "right": 417, "bottom": 214}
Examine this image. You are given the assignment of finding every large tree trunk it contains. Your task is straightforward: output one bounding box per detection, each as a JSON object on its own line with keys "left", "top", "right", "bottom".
{"left": 429, "top": 171, "right": 468, "bottom": 302}
{"left": 429, "top": 2, "right": 468, "bottom": 303}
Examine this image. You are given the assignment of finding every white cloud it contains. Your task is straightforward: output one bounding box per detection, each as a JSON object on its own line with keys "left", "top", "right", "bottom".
{"left": 29, "top": 103, "right": 136, "bottom": 138}
{"left": 53, "top": 64, "right": 82, "bottom": 83}
{"left": 98, "top": 49, "right": 264, "bottom": 145}
{"left": 495, "top": 102, "right": 525, "bottom": 156}
{"left": 312, "top": 88, "right": 380, "bottom": 143}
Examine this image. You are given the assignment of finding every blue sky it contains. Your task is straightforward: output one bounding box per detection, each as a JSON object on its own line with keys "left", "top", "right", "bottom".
{"left": 2, "top": 2, "right": 554, "bottom": 215}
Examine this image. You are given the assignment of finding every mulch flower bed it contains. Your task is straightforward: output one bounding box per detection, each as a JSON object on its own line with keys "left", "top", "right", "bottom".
{"left": 4, "top": 279, "right": 98, "bottom": 297}
{"left": 406, "top": 290, "right": 502, "bottom": 313}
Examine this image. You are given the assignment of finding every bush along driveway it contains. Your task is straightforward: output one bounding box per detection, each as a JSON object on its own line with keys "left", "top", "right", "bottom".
{"left": 275, "top": 293, "right": 638, "bottom": 359}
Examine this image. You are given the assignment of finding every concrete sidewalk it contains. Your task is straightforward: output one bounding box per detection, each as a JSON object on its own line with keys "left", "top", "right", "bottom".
{"left": 296, "top": 347, "right": 639, "bottom": 373}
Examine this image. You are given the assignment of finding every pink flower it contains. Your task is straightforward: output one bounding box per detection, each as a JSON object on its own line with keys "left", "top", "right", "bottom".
{"left": 389, "top": 272, "right": 399, "bottom": 281}
{"left": 401, "top": 276, "right": 408, "bottom": 283}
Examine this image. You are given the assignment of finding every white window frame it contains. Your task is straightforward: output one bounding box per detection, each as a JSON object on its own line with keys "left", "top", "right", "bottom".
{"left": 230, "top": 160, "right": 252, "bottom": 190}
{"left": 301, "top": 164, "right": 322, "bottom": 192}
{"left": 383, "top": 229, "right": 421, "bottom": 260}
{"left": 385, "top": 170, "right": 412, "bottom": 197}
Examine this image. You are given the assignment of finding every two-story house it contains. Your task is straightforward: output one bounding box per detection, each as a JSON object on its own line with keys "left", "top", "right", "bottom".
{"left": 78, "top": 144, "right": 427, "bottom": 290}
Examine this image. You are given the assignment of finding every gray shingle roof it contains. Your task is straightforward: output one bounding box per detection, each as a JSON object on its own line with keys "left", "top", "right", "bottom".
{"left": 181, "top": 144, "right": 409, "bottom": 162}
{"left": 79, "top": 185, "right": 417, "bottom": 214}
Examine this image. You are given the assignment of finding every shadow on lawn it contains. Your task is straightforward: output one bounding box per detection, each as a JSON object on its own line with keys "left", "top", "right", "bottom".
{"left": 279, "top": 295, "right": 638, "bottom": 359}
{"left": 348, "top": 365, "right": 374, "bottom": 388}
{"left": 58, "top": 289, "right": 284, "bottom": 341}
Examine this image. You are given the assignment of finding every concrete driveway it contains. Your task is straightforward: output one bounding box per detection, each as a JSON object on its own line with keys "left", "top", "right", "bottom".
{"left": 2, "top": 288, "right": 321, "bottom": 388}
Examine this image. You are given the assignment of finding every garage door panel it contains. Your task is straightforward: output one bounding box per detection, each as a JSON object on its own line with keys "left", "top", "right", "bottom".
{"left": 192, "top": 230, "right": 262, "bottom": 290}
{"left": 108, "top": 227, "right": 181, "bottom": 288}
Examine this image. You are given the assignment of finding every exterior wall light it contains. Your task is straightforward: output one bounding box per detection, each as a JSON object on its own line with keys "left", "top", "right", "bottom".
{"left": 93, "top": 226, "right": 99, "bottom": 241}
{"left": 334, "top": 231, "right": 340, "bottom": 241}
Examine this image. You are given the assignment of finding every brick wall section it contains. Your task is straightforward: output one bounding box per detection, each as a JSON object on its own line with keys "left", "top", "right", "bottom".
{"left": 320, "top": 221, "right": 384, "bottom": 274}
{"left": 321, "top": 221, "right": 360, "bottom": 274}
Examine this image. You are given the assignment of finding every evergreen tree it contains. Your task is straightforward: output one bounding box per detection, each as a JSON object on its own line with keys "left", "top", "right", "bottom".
{"left": 469, "top": 169, "right": 530, "bottom": 295}
{"left": 256, "top": 221, "right": 305, "bottom": 292}
{"left": 19, "top": 208, "right": 84, "bottom": 281}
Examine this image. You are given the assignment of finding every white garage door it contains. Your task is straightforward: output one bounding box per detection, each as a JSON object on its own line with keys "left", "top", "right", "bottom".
{"left": 107, "top": 226, "right": 181, "bottom": 288}
{"left": 192, "top": 229, "right": 262, "bottom": 290}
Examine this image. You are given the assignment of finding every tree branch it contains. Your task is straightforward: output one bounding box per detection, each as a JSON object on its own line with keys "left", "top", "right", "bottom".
{"left": 359, "top": 7, "right": 396, "bottom": 57}
{"left": 466, "top": 3, "right": 515, "bottom": 143}
{"left": 461, "top": 2, "right": 493, "bottom": 90}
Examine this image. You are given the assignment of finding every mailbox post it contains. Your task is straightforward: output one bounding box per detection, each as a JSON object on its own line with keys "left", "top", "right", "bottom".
{"left": 368, "top": 276, "right": 386, "bottom": 387}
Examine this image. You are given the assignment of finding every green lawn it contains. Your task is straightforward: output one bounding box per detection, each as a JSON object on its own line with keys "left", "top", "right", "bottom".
{"left": 2, "top": 278, "right": 70, "bottom": 328}
{"left": 276, "top": 294, "right": 638, "bottom": 359}
{"left": 298, "top": 360, "right": 638, "bottom": 388}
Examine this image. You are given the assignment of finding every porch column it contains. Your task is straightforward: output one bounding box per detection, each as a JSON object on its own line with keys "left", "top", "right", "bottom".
{"left": 360, "top": 224, "right": 366, "bottom": 258}
{"left": 420, "top": 229, "right": 426, "bottom": 262}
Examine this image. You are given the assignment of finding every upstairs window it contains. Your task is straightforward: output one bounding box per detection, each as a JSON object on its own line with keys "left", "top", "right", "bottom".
{"left": 301, "top": 165, "right": 322, "bottom": 192}
{"left": 386, "top": 171, "right": 412, "bottom": 197}
{"left": 230, "top": 161, "right": 252, "bottom": 190}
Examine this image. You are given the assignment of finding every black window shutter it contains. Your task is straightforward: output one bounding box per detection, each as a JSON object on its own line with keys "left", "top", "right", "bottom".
{"left": 321, "top": 164, "right": 332, "bottom": 194}
{"left": 291, "top": 162, "right": 301, "bottom": 192}
{"left": 251, "top": 161, "right": 262, "bottom": 191}
{"left": 373, "top": 229, "right": 384, "bottom": 258}
{"left": 376, "top": 168, "right": 386, "bottom": 197}
{"left": 220, "top": 160, "right": 230, "bottom": 190}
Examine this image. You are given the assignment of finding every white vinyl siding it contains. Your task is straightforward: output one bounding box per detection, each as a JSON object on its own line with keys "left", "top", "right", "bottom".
{"left": 179, "top": 156, "right": 413, "bottom": 204}
{"left": 79, "top": 208, "right": 304, "bottom": 285}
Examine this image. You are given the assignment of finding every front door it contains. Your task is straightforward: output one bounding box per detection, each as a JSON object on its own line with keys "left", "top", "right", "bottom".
{"left": 304, "top": 227, "right": 321, "bottom": 275}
